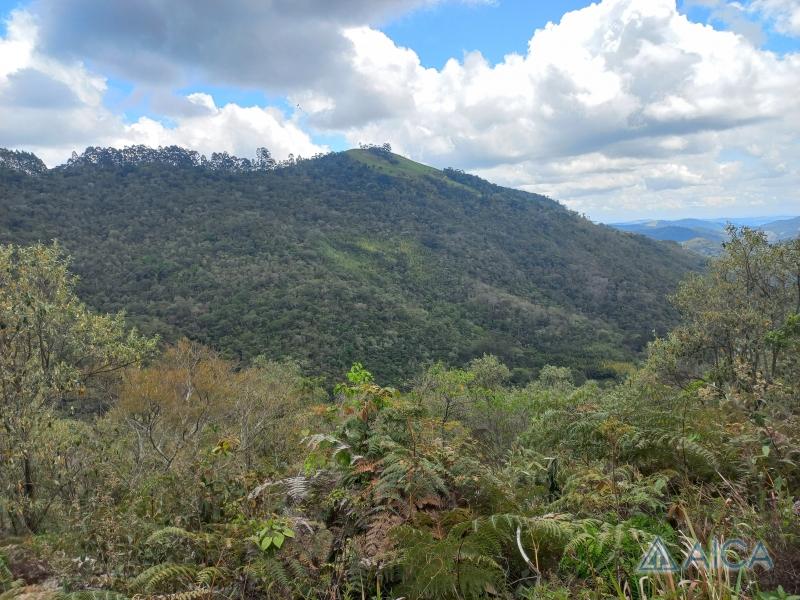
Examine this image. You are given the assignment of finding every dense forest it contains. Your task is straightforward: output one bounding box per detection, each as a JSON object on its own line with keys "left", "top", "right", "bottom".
{"left": 0, "top": 225, "right": 799, "bottom": 599}
{"left": 0, "top": 145, "right": 703, "bottom": 384}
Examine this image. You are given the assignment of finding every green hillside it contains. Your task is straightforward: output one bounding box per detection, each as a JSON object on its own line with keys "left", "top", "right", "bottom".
{"left": 0, "top": 145, "right": 703, "bottom": 383}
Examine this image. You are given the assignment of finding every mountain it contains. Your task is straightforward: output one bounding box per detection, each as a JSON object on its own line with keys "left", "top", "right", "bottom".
{"left": 611, "top": 216, "right": 800, "bottom": 255}
{"left": 762, "top": 216, "right": 800, "bottom": 241}
{"left": 0, "top": 145, "right": 703, "bottom": 383}
{"left": 614, "top": 223, "right": 725, "bottom": 243}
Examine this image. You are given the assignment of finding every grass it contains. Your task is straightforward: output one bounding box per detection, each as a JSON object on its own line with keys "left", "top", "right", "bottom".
{"left": 345, "top": 149, "right": 476, "bottom": 192}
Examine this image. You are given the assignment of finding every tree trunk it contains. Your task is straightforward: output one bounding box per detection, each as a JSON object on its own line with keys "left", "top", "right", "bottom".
{"left": 22, "top": 454, "right": 38, "bottom": 532}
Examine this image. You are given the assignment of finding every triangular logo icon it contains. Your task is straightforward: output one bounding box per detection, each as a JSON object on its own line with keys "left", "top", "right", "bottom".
{"left": 638, "top": 537, "right": 679, "bottom": 573}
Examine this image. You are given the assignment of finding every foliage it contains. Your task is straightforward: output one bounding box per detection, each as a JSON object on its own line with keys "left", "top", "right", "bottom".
{"left": 251, "top": 517, "right": 296, "bottom": 552}
{"left": 0, "top": 228, "right": 798, "bottom": 599}
{"left": 0, "top": 242, "right": 157, "bottom": 533}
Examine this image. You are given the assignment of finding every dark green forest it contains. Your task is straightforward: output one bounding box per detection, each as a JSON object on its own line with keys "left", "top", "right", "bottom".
{"left": 0, "top": 145, "right": 702, "bottom": 384}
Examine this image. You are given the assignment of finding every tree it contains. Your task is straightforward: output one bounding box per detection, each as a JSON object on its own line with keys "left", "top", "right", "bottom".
{"left": 114, "top": 339, "right": 229, "bottom": 471}
{"left": 649, "top": 227, "right": 800, "bottom": 408}
{"left": 0, "top": 243, "right": 157, "bottom": 532}
{"left": 414, "top": 362, "right": 473, "bottom": 439}
{"left": 227, "top": 357, "right": 316, "bottom": 471}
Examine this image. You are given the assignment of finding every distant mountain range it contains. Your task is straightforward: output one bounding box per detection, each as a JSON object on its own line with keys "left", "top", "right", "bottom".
{"left": 610, "top": 216, "right": 800, "bottom": 255}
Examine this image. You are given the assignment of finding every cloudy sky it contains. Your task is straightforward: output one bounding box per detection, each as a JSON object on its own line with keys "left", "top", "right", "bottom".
{"left": 0, "top": 0, "right": 798, "bottom": 221}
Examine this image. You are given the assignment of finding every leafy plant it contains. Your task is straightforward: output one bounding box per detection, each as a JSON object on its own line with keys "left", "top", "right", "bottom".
{"left": 251, "top": 518, "right": 296, "bottom": 553}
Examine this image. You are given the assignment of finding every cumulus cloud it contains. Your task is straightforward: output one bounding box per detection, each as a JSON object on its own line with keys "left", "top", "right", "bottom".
{"left": 314, "top": 0, "right": 799, "bottom": 158}
{"left": 291, "top": 0, "right": 800, "bottom": 218}
{"left": 750, "top": 0, "right": 800, "bottom": 36}
{"left": 1, "top": 0, "right": 799, "bottom": 219}
{"left": 0, "top": 10, "right": 114, "bottom": 162}
{"left": 120, "top": 94, "right": 325, "bottom": 159}
{"left": 29, "top": 0, "right": 467, "bottom": 91}
{"left": 0, "top": 9, "right": 325, "bottom": 165}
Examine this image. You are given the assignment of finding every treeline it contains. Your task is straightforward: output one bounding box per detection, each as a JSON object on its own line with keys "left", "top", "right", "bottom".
{"left": 0, "top": 149, "right": 47, "bottom": 175}
{"left": 61, "top": 145, "right": 321, "bottom": 173}
{"left": 0, "top": 228, "right": 799, "bottom": 598}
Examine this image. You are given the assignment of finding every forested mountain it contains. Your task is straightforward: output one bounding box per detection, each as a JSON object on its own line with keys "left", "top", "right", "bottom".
{"left": 0, "top": 145, "right": 702, "bottom": 383}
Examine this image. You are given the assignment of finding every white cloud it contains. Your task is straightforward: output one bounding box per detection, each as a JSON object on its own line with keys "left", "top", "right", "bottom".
{"left": 121, "top": 101, "right": 325, "bottom": 160}
{"left": 1, "top": 0, "right": 799, "bottom": 219}
{"left": 750, "top": 0, "right": 800, "bottom": 36}
{"left": 292, "top": 0, "right": 800, "bottom": 219}
{"left": 0, "top": 10, "right": 325, "bottom": 165}
{"left": 0, "top": 10, "right": 35, "bottom": 79}
{"left": 0, "top": 10, "right": 116, "bottom": 164}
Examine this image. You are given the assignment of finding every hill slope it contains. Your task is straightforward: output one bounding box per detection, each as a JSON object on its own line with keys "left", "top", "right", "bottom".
{"left": 0, "top": 145, "right": 703, "bottom": 382}
{"left": 762, "top": 216, "right": 800, "bottom": 241}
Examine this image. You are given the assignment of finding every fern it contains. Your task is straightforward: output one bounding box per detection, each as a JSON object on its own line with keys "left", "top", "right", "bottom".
{"left": 247, "top": 556, "right": 290, "bottom": 587}
{"left": 374, "top": 445, "right": 449, "bottom": 509}
{"left": 129, "top": 563, "right": 198, "bottom": 593}
{"left": 363, "top": 512, "right": 403, "bottom": 563}
{"left": 624, "top": 428, "right": 719, "bottom": 475}
{"left": 146, "top": 526, "right": 203, "bottom": 546}
{"left": 55, "top": 592, "right": 129, "bottom": 600}
{"left": 392, "top": 519, "right": 507, "bottom": 599}
{"left": 0, "top": 555, "right": 15, "bottom": 594}
{"left": 0, "top": 554, "right": 22, "bottom": 600}
{"left": 487, "top": 512, "right": 577, "bottom": 548}
{"left": 194, "top": 566, "right": 226, "bottom": 587}
{"left": 561, "top": 519, "right": 657, "bottom": 594}
{"left": 249, "top": 475, "right": 313, "bottom": 503}
{"left": 161, "top": 590, "right": 210, "bottom": 600}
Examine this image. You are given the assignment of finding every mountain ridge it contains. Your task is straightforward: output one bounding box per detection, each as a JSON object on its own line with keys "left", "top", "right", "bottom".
{"left": 611, "top": 216, "right": 800, "bottom": 255}
{"left": 0, "top": 144, "right": 704, "bottom": 383}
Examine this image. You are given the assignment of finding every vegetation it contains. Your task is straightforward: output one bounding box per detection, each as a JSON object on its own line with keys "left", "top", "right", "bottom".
{"left": 0, "top": 145, "right": 703, "bottom": 383}
{"left": 0, "top": 227, "right": 798, "bottom": 598}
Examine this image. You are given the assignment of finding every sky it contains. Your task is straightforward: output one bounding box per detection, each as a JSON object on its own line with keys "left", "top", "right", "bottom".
{"left": 0, "top": 0, "right": 799, "bottom": 222}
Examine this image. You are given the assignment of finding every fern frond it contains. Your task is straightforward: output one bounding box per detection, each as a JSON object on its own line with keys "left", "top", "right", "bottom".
{"left": 244, "top": 557, "right": 291, "bottom": 590}
{"left": 195, "top": 566, "right": 227, "bottom": 587}
{"left": 0, "top": 557, "right": 18, "bottom": 595}
{"left": 487, "top": 512, "right": 577, "bottom": 547}
{"left": 55, "top": 592, "right": 129, "bottom": 600}
{"left": 0, "top": 554, "right": 22, "bottom": 600}
{"left": 129, "top": 563, "right": 197, "bottom": 593}
{"left": 145, "top": 526, "right": 218, "bottom": 549}
{"left": 162, "top": 588, "right": 210, "bottom": 600}
{"left": 392, "top": 520, "right": 508, "bottom": 600}
{"left": 146, "top": 526, "right": 198, "bottom": 545}
{"left": 0, "top": 589, "right": 25, "bottom": 600}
